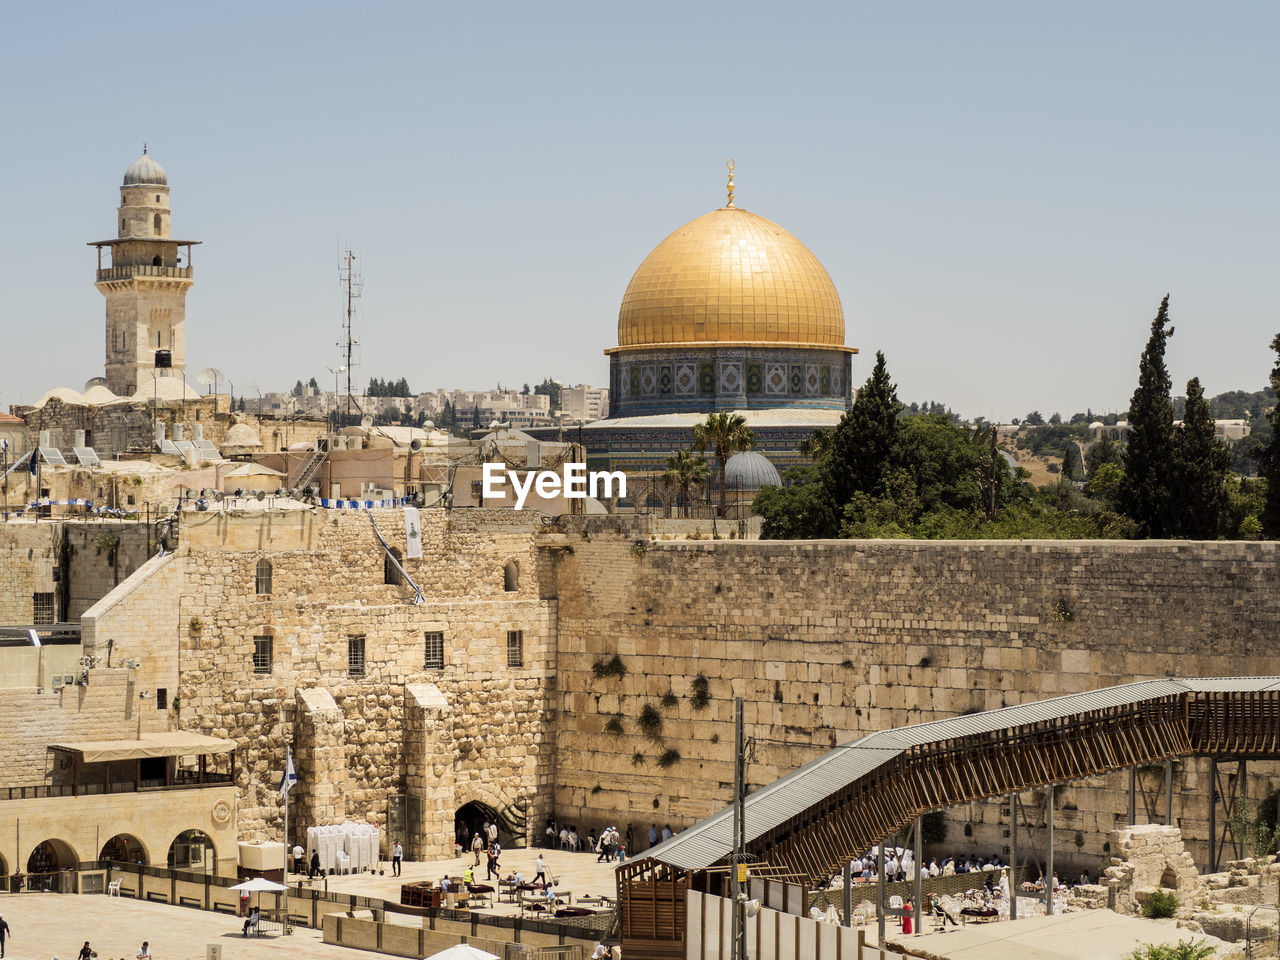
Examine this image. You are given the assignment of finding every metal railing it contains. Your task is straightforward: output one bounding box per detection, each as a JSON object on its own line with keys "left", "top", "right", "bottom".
{"left": 2, "top": 773, "right": 232, "bottom": 801}
{"left": 95, "top": 264, "right": 192, "bottom": 282}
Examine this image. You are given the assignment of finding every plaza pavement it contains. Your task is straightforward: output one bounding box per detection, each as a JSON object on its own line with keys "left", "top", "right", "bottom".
{"left": 0, "top": 848, "right": 626, "bottom": 960}
{"left": 318, "top": 846, "right": 624, "bottom": 917}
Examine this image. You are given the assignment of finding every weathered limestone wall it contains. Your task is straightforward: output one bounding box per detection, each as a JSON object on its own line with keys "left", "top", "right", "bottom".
{"left": 0, "top": 667, "right": 141, "bottom": 785}
{"left": 63, "top": 522, "right": 153, "bottom": 620}
{"left": 551, "top": 537, "right": 1280, "bottom": 869}
{"left": 172, "top": 507, "right": 558, "bottom": 857}
{"left": 0, "top": 521, "right": 58, "bottom": 623}
{"left": 81, "top": 551, "right": 182, "bottom": 732}
{"left": 0, "top": 520, "right": 150, "bottom": 625}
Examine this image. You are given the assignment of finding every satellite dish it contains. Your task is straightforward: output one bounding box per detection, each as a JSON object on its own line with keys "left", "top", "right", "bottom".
{"left": 195, "top": 367, "right": 224, "bottom": 386}
{"left": 83, "top": 376, "right": 109, "bottom": 392}
{"left": 360, "top": 416, "right": 373, "bottom": 429}
{"left": 255, "top": 490, "right": 266, "bottom": 502}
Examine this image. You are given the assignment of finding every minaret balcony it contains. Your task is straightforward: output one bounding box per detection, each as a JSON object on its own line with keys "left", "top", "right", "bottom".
{"left": 96, "top": 264, "right": 192, "bottom": 282}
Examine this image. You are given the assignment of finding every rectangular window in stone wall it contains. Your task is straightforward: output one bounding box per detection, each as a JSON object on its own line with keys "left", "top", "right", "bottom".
{"left": 32, "top": 592, "right": 54, "bottom": 625}
{"left": 253, "top": 636, "right": 273, "bottom": 674}
{"left": 348, "top": 635, "right": 366, "bottom": 676}
{"left": 424, "top": 632, "right": 444, "bottom": 670}
{"left": 506, "top": 629, "right": 523, "bottom": 668}
{"left": 156, "top": 688, "right": 167, "bottom": 710}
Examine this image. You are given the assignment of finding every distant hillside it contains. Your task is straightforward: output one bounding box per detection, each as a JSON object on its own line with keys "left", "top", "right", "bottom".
{"left": 1174, "top": 386, "right": 1275, "bottom": 421}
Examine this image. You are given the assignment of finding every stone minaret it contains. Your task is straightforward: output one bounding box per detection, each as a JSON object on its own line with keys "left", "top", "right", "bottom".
{"left": 91, "top": 149, "right": 200, "bottom": 396}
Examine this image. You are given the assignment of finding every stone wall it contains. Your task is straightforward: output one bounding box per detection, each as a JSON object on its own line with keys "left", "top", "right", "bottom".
{"left": 0, "top": 667, "right": 140, "bottom": 785}
{"left": 0, "top": 521, "right": 58, "bottom": 623}
{"left": 0, "top": 519, "right": 150, "bottom": 625}
{"left": 168, "top": 507, "right": 558, "bottom": 857}
{"left": 550, "top": 536, "right": 1280, "bottom": 870}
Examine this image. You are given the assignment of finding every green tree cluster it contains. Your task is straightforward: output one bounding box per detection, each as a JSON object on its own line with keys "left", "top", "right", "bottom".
{"left": 367, "top": 377, "right": 412, "bottom": 397}
{"left": 754, "top": 352, "right": 1101, "bottom": 540}
{"left": 533, "top": 378, "right": 562, "bottom": 411}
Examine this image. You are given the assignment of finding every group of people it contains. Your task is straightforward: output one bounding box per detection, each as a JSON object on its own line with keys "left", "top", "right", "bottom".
{"left": 593, "top": 826, "right": 627, "bottom": 863}
{"left": 72, "top": 941, "right": 151, "bottom": 960}
{"left": 545, "top": 819, "right": 673, "bottom": 854}
{"left": 466, "top": 820, "right": 504, "bottom": 880}
{"left": 845, "top": 849, "right": 1011, "bottom": 884}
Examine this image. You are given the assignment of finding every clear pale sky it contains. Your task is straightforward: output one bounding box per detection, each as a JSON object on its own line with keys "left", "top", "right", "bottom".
{"left": 1, "top": 2, "right": 1276, "bottom": 421}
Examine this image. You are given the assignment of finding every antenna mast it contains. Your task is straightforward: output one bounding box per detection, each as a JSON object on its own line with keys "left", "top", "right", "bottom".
{"left": 338, "top": 250, "right": 363, "bottom": 426}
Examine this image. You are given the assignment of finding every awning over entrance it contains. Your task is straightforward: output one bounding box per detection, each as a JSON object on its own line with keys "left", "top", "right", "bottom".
{"left": 49, "top": 732, "right": 235, "bottom": 763}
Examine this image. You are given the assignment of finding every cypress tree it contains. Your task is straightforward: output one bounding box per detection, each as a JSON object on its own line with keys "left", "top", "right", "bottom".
{"left": 1260, "top": 334, "right": 1280, "bottom": 537}
{"left": 1121, "top": 295, "right": 1177, "bottom": 537}
{"left": 1172, "top": 377, "right": 1230, "bottom": 538}
{"left": 824, "top": 351, "right": 901, "bottom": 509}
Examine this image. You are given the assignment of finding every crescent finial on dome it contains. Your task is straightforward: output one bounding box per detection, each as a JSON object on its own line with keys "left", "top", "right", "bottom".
{"left": 725, "top": 158, "right": 735, "bottom": 208}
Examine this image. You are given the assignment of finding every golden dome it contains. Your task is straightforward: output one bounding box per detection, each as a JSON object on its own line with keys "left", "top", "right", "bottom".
{"left": 615, "top": 206, "right": 845, "bottom": 351}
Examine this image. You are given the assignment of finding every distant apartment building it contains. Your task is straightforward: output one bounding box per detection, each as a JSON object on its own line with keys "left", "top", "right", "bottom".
{"left": 560, "top": 384, "right": 609, "bottom": 422}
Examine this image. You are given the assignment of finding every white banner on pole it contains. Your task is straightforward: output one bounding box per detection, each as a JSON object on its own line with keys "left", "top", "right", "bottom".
{"left": 404, "top": 506, "right": 423, "bottom": 559}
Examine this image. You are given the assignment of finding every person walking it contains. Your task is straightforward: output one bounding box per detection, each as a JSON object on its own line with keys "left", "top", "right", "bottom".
{"left": 309, "top": 850, "right": 321, "bottom": 879}
{"left": 391, "top": 840, "right": 403, "bottom": 877}
{"left": 292, "top": 843, "right": 304, "bottom": 874}
{"left": 78, "top": 942, "right": 97, "bottom": 960}
{"left": 0, "top": 915, "right": 9, "bottom": 959}
{"left": 534, "top": 854, "right": 547, "bottom": 885}
{"left": 648, "top": 824, "right": 658, "bottom": 849}
{"left": 471, "top": 832, "right": 485, "bottom": 867}
{"left": 486, "top": 845, "right": 499, "bottom": 881}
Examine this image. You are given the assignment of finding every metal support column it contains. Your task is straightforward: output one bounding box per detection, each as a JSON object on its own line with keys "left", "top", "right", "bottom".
{"left": 737, "top": 701, "right": 747, "bottom": 960}
{"left": 1128, "top": 767, "right": 1137, "bottom": 825}
{"left": 1164, "top": 759, "right": 1174, "bottom": 826}
{"left": 913, "top": 816, "right": 923, "bottom": 935}
{"left": 1045, "top": 787, "right": 1055, "bottom": 915}
{"left": 877, "top": 841, "right": 886, "bottom": 946}
{"left": 1009, "top": 793, "right": 1018, "bottom": 921}
{"left": 842, "top": 862, "right": 852, "bottom": 928}
{"left": 1209, "top": 757, "right": 1218, "bottom": 873}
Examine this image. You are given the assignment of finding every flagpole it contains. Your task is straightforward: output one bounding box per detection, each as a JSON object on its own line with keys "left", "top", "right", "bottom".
{"left": 283, "top": 743, "right": 290, "bottom": 886}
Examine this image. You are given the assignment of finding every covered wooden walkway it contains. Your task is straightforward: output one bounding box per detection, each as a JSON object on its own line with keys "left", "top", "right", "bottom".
{"left": 616, "top": 678, "right": 1280, "bottom": 958}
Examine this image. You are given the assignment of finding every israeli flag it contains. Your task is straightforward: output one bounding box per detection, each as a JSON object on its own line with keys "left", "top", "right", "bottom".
{"left": 279, "top": 745, "right": 297, "bottom": 798}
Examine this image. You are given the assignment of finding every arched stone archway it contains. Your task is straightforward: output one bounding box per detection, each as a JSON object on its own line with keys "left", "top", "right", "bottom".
{"left": 168, "top": 829, "right": 216, "bottom": 875}
{"left": 503, "top": 560, "right": 519, "bottom": 592}
{"left": 26, "top": 838, "right": 78, "bottom": 889}
{"left": 100, "top": 833, "right": 148, "bottom": 865}
{"left": 1159, "top": 865, "right": 1179, "bottom": 889}
{"left": 454, "top": 782, "right": 527, "bottom": 848}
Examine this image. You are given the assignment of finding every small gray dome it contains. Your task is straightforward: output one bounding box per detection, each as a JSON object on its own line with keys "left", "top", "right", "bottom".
{"left": 725, "top": 451, "right": 781, "bottom": 490}
{"left": 123, "top": 152, "right": 167, "bottom": 186}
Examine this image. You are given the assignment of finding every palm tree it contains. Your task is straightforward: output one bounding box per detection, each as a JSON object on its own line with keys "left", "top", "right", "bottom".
{"left": 664, "top": 448, "right": 710, "bottom": 518}
{"left": 692, "top": 412, "right": 756, "bottom": 518}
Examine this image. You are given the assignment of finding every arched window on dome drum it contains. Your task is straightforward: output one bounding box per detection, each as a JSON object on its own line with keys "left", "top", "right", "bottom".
{"left": 255, "top": 559, "right": 272, "bottom": 595}
{"left": 153, "top": 212, "right": 162, "bottom": 235}
{"left": 503, "top": 561, "right": 519, "bottom": 592}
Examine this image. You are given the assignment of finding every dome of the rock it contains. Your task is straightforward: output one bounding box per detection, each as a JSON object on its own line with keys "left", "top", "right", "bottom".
{"left": 617, "top": 207, "right": 843, "bottom": 350}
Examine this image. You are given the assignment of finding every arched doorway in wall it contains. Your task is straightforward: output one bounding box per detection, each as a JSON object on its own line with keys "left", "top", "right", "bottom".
{"left": 167, "top": 829, "right": 216, "bottom": 875}
{"left": 456, "top": 800, "right": 523, "bottom": 851}
{"left": 100, "top": 833, "right": 147, "bottom": 865}
{"left": 26, "top": 839, "right": 78, "bottom": 890}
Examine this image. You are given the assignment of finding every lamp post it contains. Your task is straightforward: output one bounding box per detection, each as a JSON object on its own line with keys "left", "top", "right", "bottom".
{"left": 325, "top": 365, "right": 347, "bottom": 432}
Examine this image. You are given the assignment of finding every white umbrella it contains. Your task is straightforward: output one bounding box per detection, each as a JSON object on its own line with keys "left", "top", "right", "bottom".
{"left": 230, "top": 876, "right": 289, "bottom": 929}
{"left": 230, "top": 877, "right": 288, "bottom": 892}
{"left": 425, "top": 946, "right": 501, "bottom": 960}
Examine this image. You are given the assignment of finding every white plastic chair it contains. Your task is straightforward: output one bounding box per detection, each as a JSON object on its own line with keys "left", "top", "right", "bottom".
{"left": 889, "top": 895, "right": 903, "bottom": 909}
{"left": 107, "top": 879, "right": 122, "bottom": 897}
